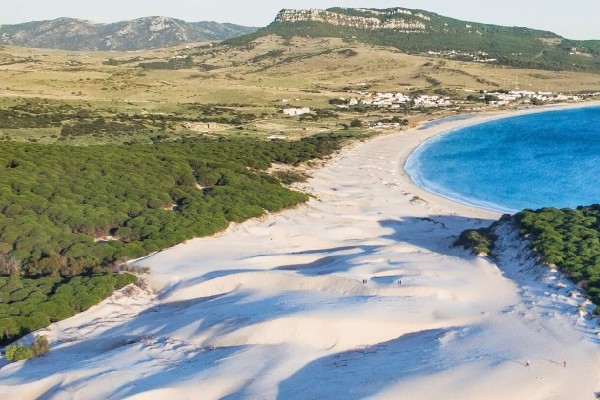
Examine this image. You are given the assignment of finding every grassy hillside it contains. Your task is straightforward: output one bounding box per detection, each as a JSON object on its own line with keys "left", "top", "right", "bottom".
{"left": 233, "top": 7, "right": 600, "bottom": 73}
{"left": 2, "top": 37, "right": 600, "bottom": 118}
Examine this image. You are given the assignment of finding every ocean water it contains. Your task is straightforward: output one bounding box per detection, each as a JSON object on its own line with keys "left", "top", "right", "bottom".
{"left": 405, "top": 106, "right": 600, "bottom": 213}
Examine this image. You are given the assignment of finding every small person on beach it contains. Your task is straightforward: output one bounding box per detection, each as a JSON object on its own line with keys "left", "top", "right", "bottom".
{"left": 563, "top": 360, "right": 567, "bottom": 368}
{"left": 525, "top": 360, "right": 530, "bottom": 367}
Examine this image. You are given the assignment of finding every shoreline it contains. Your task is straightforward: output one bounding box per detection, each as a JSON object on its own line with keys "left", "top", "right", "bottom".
{"left": 396, "top": 100, "right": 600, "bottom": 218}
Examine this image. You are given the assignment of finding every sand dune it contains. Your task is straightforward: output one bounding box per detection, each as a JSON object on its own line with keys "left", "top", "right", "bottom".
{"left": 164, "top": 270, "right": 482, "bottom": 303}
{"left": 1, "top": 106, "right": 599, "bottom": 399}
{"left": 210, "top": 313, "right": 477, "bottom": 351}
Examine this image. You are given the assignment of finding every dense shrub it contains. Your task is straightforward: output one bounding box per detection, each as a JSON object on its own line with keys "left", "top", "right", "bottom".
{"left": 0, "top": 126, "right": 368, "bottom": 343}
{"left": 4, "top": 334, "right": 50, "bottom": 362}
{"left": 5, "top": 342, "right": 34, "bottom": 361}
{"left": 455, "top": 228, "right": 497, "bottom": 256}
{"left": 350, "top": 119, "right": 364, "bottom": 128}
{"left": 515, "top": 205, "right": 600, "bottom": 313}
{"left": 0, "top": 132, "right": 366, "bottom": 277}
{"left": 272, "top": 170, "right": 309, "bottom": 185}
{"left": 31, "top": 334, "right": 50, "bottom": 356}
{"left": 0, "top": 273, "right": 136, "bottom": 344}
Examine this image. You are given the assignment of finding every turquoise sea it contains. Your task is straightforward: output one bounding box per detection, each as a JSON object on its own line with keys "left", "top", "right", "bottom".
{"left": 405, "top": 106, "right": 600, "bottom": 213}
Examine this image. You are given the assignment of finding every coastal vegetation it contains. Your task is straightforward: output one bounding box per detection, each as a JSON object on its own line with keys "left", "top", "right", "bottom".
{"left": 0, "top": 132, "right": 362, "bottom": 278}
{"left": 0, "top": 98, "right": 267, "bottom": 145}
{"left": 515, "top": 206, "right": 600, "bottom": 313}
{"left": 455, "top": 227, "right": 497, "bottom": 256}
{"left": 4, "top": 335, "right": 50, "bottom": 362}
{"left": 0, "top": 110, "right": 366, "bottom": 344}
{"left": 0, "top": 274, "right": 136, "bottom": 344}
{"left": 461, "top": 206, "right": 600, "bottom": 314}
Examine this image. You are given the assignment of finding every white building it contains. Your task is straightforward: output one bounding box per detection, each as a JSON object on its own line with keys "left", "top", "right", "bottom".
{"left": 283, "top": 107, "right": 311, "bottom": 116}
{"left": 266, "top": 135, "right": 287, "bottom": 141}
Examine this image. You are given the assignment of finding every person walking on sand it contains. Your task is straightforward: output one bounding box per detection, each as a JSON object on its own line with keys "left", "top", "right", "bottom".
{"left": 563, "top": 360, "right": 567, "bottom": 368}
{"left": 525, "top": 360, "right": 530, "bottom": 367}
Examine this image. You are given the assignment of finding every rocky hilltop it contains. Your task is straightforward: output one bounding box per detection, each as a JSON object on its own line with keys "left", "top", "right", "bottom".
{"left": 275, "top": 8, "right": 428, "bottom": 32}
{"left": 0, "top": 17, "right": 257, "bottom": 51}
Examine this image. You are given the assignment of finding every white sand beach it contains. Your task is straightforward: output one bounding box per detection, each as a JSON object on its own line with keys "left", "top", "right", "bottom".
{"left": 1, "top": 105, "right": 599, "bottom": 399}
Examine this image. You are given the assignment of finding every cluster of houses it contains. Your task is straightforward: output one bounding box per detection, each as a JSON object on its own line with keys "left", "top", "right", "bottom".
{"left": 282, "top": 107, "right": 311, "bottom": 116}
{"left": 334, "top": 92, "right": 453, "bottom": 110}
{"left": 468, "top": 90, "right": 583, "bottom": 106}
{"left": 426, "top": 50, "right": 497, "bottom": 63}
{"left": 280, "top": 89, "right": 593, "bottom": 123}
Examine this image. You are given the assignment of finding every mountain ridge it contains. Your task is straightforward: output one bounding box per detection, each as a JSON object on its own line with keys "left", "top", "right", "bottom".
{"left": 230, "top": 7, "right": 600, "bottom": 72}
{"left": 0, "top": 17, "right": 258, "bottom": 51}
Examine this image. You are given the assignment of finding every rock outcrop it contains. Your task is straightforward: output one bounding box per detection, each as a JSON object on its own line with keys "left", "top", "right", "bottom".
{"left": 275, "top": 8, "right": 428, "bottom": 33}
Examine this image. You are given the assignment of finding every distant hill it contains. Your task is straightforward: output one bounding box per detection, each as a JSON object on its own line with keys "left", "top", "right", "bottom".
{"left": 231, "top": 7, "right": 600, "bottom": 72}
{"left": 0, "top": 17, "right": 258, "bottom": 51}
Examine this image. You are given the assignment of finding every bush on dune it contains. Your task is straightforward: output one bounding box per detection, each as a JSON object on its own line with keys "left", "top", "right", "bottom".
{"left": 5, "top": 341, "right": 34, "bottom": 362}
{"left": 4, "top": 334, "right": 50, "bottom": 362}
{"left": 454, "top": 228, "right": 497, "bottom": 256}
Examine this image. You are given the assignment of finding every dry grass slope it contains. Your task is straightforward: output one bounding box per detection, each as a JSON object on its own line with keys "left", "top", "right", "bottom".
{"left": 2, "top": 36, "right": 600, "bottom": 143}
{"left": 2, "top": 36, "right": 600, "bottom": 105}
